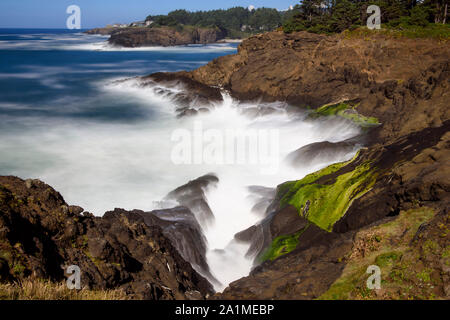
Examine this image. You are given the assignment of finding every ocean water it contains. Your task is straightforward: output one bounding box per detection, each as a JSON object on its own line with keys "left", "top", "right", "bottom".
{"left": 0, "top": 29, "right": 361, "bottom": 291}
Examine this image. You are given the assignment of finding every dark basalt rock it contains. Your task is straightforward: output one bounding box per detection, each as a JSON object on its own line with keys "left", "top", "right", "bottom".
{"left": 105, "top": 206, "right": 217, "bottom": 284}
{"left": 146, "top": 72, "right": 223, "bottom": 117}
{"left": 333, "top": 121, "right": 450, "bottom": 233}
{"left": 285, "top": 140, "right": 359, "bottom": 167}
{"left": 0, "top": 176, "right": 213, "bottom": 299}
{"left": 164, "top": 174, "right": 219, "bottom": 226}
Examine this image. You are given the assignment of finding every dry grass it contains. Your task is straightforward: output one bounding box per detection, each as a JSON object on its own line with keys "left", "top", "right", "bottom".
{"left": 0, "top": 280, "right": 129, "bottom": 300}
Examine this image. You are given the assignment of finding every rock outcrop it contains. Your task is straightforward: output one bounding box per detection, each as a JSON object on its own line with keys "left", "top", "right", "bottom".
{"left": 141, "top": 73, "right": 224, "bottom": 117}
{"left": 84, "top": 28, "right": 122, "bottom": 36}
{"left": 151, "top": 30, "right": 449, "bottom": 144}
{"left": 105, "top": 207, "right": 216, "bottom": 284}
{"left": 284, "top": 140, "right": 359, "bottom": 168}
{"left": 0, "top": 177, "right": 213, "bottom": 300}
{"left": 107, "top": 27, "right": 225, "bottom": 47}
{"left": 164, "top": 174, "right": 219, "bottom": 226}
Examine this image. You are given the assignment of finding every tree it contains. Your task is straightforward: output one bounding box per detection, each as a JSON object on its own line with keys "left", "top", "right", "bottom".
{"left": 167, "top": 10, "right": 191, "bottom": 25}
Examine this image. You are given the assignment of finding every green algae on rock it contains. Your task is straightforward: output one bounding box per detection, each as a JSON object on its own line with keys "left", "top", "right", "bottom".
{"left": 280, "top": 152, "right": 378, "bottom": 231}
{"left": 259, "top": 153, "right": 378, "bottom": 262}
{"left": 309, "top": 102, "right": 380, "bottom": 128}
{"left": 260, "top": 222, "right": 311, "bottom": 262}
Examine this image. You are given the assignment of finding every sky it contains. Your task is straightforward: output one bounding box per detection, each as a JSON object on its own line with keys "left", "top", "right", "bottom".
{"left": 0, "top": 0, "right": 297, "bottom": 29}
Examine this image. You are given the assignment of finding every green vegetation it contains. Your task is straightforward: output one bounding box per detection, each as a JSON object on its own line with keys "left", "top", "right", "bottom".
{"left": 287, "top": 162, "right": 377, "bottom": 231}
{"left": 12, "top": 263, "right": 25, "bottom": 276}
{"left": 279, "top": 152, "right": 377, "bottom": 231}
{"left": 261, "top": 152, "right": 378, "bottom": 262}
{"left": 283, "top": 1, "right": 449, "bottom": 38}
{"left": 309, "top": 102, "right": 380, "bottom": 128}
{"left": 260, "top": 223, "right": 310, "bottom": 262}
{"left": 343, "top": 23, "right": 450, "bottom": 40}
{"left": 0, "top": 280, "right": 128, "bottom": 300}
{"left": 278, "top": 156, "right": 354, "bottom": 208}
{"left": 318, "top": 207, "right": 443, "bottom": 300}
{"left": 375, "top": 251, "right": 402, "bottom": 267}
{"left": 145, "top": 7, "right": 293, "bottom": 38}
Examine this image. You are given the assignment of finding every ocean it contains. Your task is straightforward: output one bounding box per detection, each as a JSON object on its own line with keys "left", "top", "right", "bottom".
{"left": 0, "top": 29, "right": 361, "bottom": 290}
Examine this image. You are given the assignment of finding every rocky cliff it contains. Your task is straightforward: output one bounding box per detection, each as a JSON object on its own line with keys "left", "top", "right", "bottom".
{"left": 147, "top": 30, "right": 449, "bottom": 299}
{"left": 84, "top": 27, "right": 121, "bottom": 36}
{"left": 104, "top": 26, "right": 225, "bottom": 47}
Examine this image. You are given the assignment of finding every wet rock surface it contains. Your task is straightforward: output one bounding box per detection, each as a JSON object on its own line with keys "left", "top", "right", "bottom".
{"left": 285, "top": 140, "right": 359, "bottom": 167}
{"left": 164, "top": 174, "right": 219, "bottom": 225}
{"left": 139, "top": 73, "right": 224, "bottom": 117}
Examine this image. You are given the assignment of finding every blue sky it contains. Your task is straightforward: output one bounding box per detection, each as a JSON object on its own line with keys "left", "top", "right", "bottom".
{"left": 0, "top": 0, "right": 297, "bottom": 29}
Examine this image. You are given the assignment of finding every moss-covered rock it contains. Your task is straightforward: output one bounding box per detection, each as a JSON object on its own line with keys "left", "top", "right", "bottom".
{"left": 309, "top": 102, "right": 380, "bottom": 128}
{"left": 259, "top": 153, "right": 378, "bottom": 262}
{"left": 279, "top": 152, "right": 378, "bottom": 231}
{"left": 260, "top": 223, "right": 310, "bottom": 262}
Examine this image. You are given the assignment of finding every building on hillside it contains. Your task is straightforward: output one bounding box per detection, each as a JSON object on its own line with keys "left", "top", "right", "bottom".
{"left": 129, "top": 21, "right": 151, "bottom": 27}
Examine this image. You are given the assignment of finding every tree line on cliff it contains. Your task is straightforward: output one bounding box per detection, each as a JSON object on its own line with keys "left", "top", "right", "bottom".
{"left": 283, "top": 0, "right": 448, "bottom": 34}
{"left": 143, "top": 2, "right": 447, "bottom": 38}
{"left": 145, "top": 7, "right": 294, "bottom": 37}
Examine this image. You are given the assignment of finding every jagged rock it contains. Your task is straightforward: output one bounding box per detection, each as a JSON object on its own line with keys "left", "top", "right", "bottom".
{"left": 285, "top": 140, "right": 358, "bottom": 167}
{"left": 140, "top": 72, "right": 223, "bottom": 117}
{"left": 105, "top": 207, "right": 216, "bottom": 284}
{"left": 247, "top": 186, "right": 276, "bottom": 217}
{"left": 0, "top": 176, "right": 213, "bottom": 299}
{"left": 164, "top": 174, "right": 218, "bottom": 226}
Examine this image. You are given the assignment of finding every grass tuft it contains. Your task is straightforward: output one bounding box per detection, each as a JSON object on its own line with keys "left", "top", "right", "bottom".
{"left": 0, "top": 280, "right": 128, "bottom": 300}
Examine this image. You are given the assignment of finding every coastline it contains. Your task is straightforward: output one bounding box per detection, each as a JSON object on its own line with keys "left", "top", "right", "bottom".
{"left": 0, "top": 28, "right": 449, "bottom": 300}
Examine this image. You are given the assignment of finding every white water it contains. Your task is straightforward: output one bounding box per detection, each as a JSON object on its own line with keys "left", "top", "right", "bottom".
{"left": 102, "top": 79, "right": 361, "bottom": 290}
{"left": 0, "top": 74, "right": 361, "bottom": 291}
{"left": 0, "top": 32, "right": 237, "bottom": 53}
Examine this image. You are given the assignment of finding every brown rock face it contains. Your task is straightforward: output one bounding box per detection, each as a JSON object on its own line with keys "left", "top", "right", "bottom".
{"left": 108, "top": 27, "right": 225, "bottom": 47}
{"left": 0, "top": 176, "right": 213, "bottom": 299}
{"left": 84, "top": 28, "right": 121, "bottom": 36}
